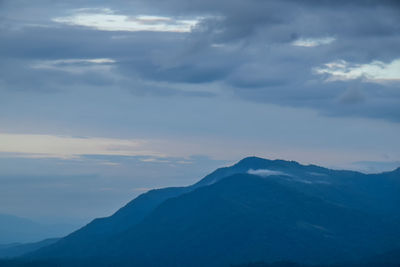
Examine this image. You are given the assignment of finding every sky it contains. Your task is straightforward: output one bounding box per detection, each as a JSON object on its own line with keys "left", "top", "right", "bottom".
{"left": 0, "top": 0, "right": 400, "bottom": 225}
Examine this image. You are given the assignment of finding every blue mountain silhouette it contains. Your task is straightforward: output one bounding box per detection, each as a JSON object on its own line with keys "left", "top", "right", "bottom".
{"left": 18, "top": 157, "right": 400, "bottom": 266}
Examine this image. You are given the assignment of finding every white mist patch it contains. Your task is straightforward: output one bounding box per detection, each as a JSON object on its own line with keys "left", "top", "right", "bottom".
{"left": 247, "top": 169, "right": 290, "bottom": 177}
{"left": 53, "top": 8, "right": 199, "bottom": 33}
{"left": 308, "top": 172, "right": 328, "bottom": 177}
{"left": 292, "top": 37, "right": 335, "bottom": 47}
{"left": 314, "top": 58, "right": 400, "bottom": 83}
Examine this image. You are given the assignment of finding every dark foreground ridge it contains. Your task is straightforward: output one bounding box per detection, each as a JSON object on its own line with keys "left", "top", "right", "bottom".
{"left": 2, "top": 157, "right": 400, "bottom": 266}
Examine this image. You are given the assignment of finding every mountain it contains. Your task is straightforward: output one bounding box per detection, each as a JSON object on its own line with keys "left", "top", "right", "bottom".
{"left": 100, "top": 173, "right": 399, "bottom": 266}
{"left": 0, "top": 239, "right": 59, "bottom": 259}
{"left": 0, "top": 214, "right": 76, "bottom": 244}
{"left": 20, "top": 157, "right": 400, "bottom": 266}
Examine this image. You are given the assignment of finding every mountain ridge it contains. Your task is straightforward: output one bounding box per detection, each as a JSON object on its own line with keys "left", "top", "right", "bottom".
{"left": 19, "top": 156, "right": 400, "bottom": 266}
{"left": 0, "top": 214, "right": 75, "bottom": 245}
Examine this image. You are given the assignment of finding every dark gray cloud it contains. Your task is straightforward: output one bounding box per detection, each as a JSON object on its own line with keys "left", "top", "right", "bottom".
{"left": 1, "top": 0, "right": 399, "bottom": 121}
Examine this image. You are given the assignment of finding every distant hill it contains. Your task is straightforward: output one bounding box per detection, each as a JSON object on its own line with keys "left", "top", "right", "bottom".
{"left": 0, "top": 214, "right": 76, "bottom": 244}
{"left": 0, "top": 238, "right": 59, "bottom": 259}
{"left": 19, "top": 157, "right": 400, "bottom": 266}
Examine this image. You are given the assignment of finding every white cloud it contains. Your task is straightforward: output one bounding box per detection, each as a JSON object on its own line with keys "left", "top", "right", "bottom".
{"left": 247, "top": 168, "right": 290, "bottom": 177}
{"left": 33, "top": 58, "right": 116, "bottom": 66}
{"left": 314, "top": 58, "right": 400, "bottom": 83}
{"left": 139, "top": 157, "right": 171, "bottom": 163}
{"left": 31, "top": 58, "right": 116, "bottom": 73}
{"left": 292, "top": 37, "right": 335, "bottom": 47}
{"left": 53, "top": 9, "right": 199, "bottom": 33}
{"left": 0, "top": 133, "right": 164, "bottom": 159}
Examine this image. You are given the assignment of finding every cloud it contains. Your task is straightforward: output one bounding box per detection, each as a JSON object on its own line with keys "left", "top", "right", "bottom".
{"left": 308, "top": 172, "right": 328, "bottom": 177}
{"left": 247, "top": 169, "right": 290, "bottom": 177}
{"left": 1, "top": 0, "right": 400, "bottom": 122}
{"left": 0, "top": 133, "right": 163, "bottom": 159}
{"left": 37, "top": 58, "right": 116, "bottom": 65}
{"left": 292, "top": 37, "right": 335, "bottom": 47}
{"left": 53, "top": 8, "right": 199, "bottom": 33}
{"left": 314, "top": 59, "right": 400, "bottom": 83}
{"left": 31, "top": 58, "right": 116, "bottom": 73}
{"left": 248, "top": 169, "right": 331, "bottom": 185}
{"left": 139, "top": 157, "right": 171, "bottom": 163}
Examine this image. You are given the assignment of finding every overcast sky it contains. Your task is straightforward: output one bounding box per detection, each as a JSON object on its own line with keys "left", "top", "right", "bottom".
{"left": 1, "top": 0, "right": 400, "bottom": 224}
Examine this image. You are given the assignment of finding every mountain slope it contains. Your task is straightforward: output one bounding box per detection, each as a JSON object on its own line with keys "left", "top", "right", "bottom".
{"left": 98, "top": 173, "right": 400, "bottom": 266}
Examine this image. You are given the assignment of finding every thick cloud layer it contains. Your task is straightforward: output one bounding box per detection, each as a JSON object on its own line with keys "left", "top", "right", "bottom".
{"left": 1, "top": 0, "right": 399, "bottom": 121}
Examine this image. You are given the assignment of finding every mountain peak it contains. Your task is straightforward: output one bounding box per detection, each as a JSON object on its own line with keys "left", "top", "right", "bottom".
{"left": 195, "top": 156, "right": 301, "bottom": 187}
{"left": 235, "top": 156, "right": 301, "bottom": 169}
{"left": 236, "top": 156, "right": 271, "bottom": 165}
